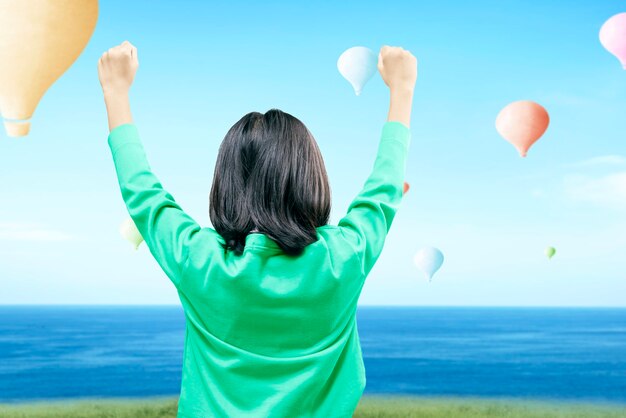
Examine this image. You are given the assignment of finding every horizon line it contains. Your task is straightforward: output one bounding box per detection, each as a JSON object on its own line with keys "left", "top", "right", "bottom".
{"left": 1, "top": 303, "right": 625, "bottom": 309}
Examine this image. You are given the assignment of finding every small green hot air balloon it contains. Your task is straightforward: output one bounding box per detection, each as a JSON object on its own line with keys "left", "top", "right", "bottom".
{"left": 545, "top": 246, "right": 556, "bottom": 260}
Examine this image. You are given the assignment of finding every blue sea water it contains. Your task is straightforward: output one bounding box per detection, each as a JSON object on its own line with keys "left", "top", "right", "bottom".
{"left": 0, "top": 306, "right": 625, "bottom": 404}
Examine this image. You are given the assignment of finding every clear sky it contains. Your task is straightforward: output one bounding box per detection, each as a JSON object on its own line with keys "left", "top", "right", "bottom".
{"left": 1, "top": 0, "right": 625, "bottom": 306}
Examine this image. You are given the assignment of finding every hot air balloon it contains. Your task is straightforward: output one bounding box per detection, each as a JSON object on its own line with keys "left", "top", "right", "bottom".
{"left": 120, "top": 218, "right": 143, "bottom": 250}
{"left": 0, "top": 0, "right": 98, "bottom": 137}
{"left": 403, "top": 182, "right": 410, "bottom": 195}
{"left": 413, "top": 247, "right": 444, "bottom": 282}
{"left": 337, "top": 46, "right": 377, "bottom": 96}
{"left": 496, "top": 101, "right": 549, "bottom": 157}
{"left": 600, "top": 13, "right": 626, "bottom": 69}
{"left": 545, "top": 246, "right": 556, "bottom": 260}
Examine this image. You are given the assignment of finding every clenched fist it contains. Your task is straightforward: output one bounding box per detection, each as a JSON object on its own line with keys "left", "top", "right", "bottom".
{"left": 378, "top": 46, "right": 417, "bottom": 93}
{"left": 98, "top": 41, "right": 139, "bottom": 96}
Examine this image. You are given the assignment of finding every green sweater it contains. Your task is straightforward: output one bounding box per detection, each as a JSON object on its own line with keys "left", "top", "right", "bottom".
{"left": 108, "top": 121, "right": 411, "bottom": 418}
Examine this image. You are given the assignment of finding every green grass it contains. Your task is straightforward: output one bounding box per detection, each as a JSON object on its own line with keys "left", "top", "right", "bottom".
{"left": 354, "top": 395, "right": 626, "bottom": 417}
{"left": 0, "top": 395, "right": 625, "bottom": 418}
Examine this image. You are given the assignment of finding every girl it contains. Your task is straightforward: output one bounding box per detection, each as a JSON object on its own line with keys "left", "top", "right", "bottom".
{"left": 98, "top": 41, "right": 416, "bottom": 418}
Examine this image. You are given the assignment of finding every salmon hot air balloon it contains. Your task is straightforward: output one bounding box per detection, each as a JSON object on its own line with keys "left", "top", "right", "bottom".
{"left": 0, "top": 0, "right": 99, "bottom": 137}
{"left": 403, "top": 182, "right": 410, "bottom": 195}
{"left": 496, "top": 101, "right": 549, "bottom": 157}
{"left": 600, "top": 13, "right": 626, "bottom": 69}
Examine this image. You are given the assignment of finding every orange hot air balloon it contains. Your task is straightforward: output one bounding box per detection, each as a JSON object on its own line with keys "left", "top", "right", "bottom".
{"left": 495, "top": 101, "right": 549, "bottom": 157}
{"left": 0, "top": 0, "right": 99, "bottom": 136}
{"left": 403, "top": 182, "right": 410, "bottom": 195}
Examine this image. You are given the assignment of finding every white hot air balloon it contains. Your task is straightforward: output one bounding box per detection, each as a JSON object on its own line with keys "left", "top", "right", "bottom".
{"left": 337, "top": 46, "right": 377, "bottom": 96}
{"left": 120, "top": 218, "right": 143, "bottom": 250}
{"left": 413, "top": 247, "right": 444, "bottom": 282}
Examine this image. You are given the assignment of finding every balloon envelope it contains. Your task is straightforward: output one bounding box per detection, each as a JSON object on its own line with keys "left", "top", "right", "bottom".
{"left": 496, "top": 101, "right": 549, "bottom": 157}
{"left": 413, "top": 247, "right": 444, "bottom": 282}
{"left": 337, "top": 46, "right": 377, "bottom": 96}
{"left": 0, "top": 0, "right": 98, "bottom": 136}
{"left": 120, "top": 218, "right": 143, "bottom": 250}
{"left": 403, "top": 182, "right": 410, "bottom": 195}
{"left": 545, "top": 246, "right": 556, "bottom": 260}
{"left": 600, "top": 13, "right": 626, "bottom": 69}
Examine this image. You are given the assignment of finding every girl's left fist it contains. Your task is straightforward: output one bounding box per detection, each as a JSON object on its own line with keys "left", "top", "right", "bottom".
{"left": 98, "top": 41, "right": 139, "bottom": 95}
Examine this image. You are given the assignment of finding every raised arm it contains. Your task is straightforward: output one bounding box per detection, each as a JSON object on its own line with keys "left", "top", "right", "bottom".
{"left": 338, "top": 46, "right": 417, "bottom": 277}
{"left": 98, "top": 41, "right": 201, "bottom": 288}
{"left": 98, "top": 41, "right": 137, "bottom": 131}
{"left": 381, "top": 46, "right": 417, "bottom": 128}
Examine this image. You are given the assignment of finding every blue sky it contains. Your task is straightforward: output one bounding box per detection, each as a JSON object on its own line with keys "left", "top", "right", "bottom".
{"left": 1, "top": 0, "right": 625, "bottom": 306}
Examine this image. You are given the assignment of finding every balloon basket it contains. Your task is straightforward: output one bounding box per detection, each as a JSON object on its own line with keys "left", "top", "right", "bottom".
{"left": 3, "top": 119, "right": 30, "bottom": 137}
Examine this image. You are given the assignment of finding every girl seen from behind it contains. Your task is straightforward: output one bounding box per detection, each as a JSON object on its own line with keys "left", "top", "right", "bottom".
{"left": 98, "top": 42, "right": 417, "bottom": 417}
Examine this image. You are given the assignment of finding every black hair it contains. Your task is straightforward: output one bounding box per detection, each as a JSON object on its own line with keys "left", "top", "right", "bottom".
{"left": 209, "top": 109, "right": 331, "bottom": 256}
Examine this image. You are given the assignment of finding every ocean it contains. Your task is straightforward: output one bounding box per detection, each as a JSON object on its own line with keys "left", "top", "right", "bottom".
{"left": 0, "top": 306, "right": 625, "bottom": 404}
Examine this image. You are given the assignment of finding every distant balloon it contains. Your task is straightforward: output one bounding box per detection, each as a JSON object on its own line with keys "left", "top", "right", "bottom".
{"left": 600, "top": 13, "right": 626, "bottom": 69}
{"left": 496, "top": 101, "right": 550, "bottom": 157}
{"left": 403, "top": 182, "right": 410, "bottom": 195}
{"left": 337, "top": 46, "right": 377, "bottom": 96}
{"left": 120, "top": 218, "right": 143, "bottom": 250}
{"left": 413, "top": 247, "right": 444, "bottom": 282}
{"left": 545, "top": 246, "right": 556, "bottom": 260}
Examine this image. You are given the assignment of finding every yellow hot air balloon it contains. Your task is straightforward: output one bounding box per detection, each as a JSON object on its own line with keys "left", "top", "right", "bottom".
{"left": 120, "top": 218, "right": 144, "bottom": 250}
{"left": 0, "top": 0, "right": 98, "bottom": 137}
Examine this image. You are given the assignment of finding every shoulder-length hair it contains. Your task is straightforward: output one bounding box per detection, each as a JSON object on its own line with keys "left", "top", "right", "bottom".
{"left": 209, "top": 109, "right": 331, "bottom": 256}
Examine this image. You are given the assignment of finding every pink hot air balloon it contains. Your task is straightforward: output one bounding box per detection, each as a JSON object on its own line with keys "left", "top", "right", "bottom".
{"left": 495, "top": 101, "right": 549, "bottom": 158}
{"left": 600, "top": 13, "right": 626, "bottom": 69}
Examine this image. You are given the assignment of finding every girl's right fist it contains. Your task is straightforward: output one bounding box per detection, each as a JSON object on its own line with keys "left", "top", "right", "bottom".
{"left": 377, "top": 46, "right": 417, "bottom": 93}
{"left": 98, "top": 41, "right": 139, "bottom": 96}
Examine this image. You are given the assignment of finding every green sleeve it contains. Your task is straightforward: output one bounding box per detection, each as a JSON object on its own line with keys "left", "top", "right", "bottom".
{"left": 108, "top": 124, "right": 201, "bottom": 288}
{"left": 337, "top": 121, "right": 411, "bottom": 277}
